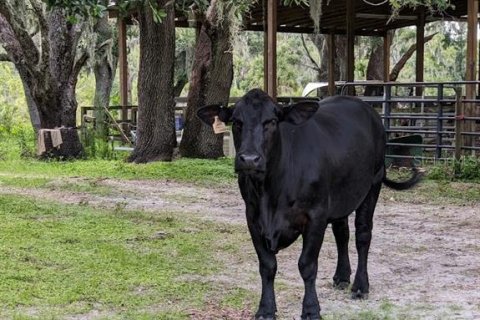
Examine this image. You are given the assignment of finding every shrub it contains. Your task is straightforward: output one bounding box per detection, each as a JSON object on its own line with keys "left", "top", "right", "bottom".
{"left": 427, "top": 156, "right": 480, "bottom": 181}
{"left": 0, "top": 124, "right": 35, "bottom": 160}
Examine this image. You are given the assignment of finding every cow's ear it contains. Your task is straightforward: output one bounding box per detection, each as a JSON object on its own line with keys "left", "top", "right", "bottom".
{"left": 282, "top": 101, "right": 319, "bottom": 125}
{"left": 197, "top": 104, "right": 234, "bottom": 126}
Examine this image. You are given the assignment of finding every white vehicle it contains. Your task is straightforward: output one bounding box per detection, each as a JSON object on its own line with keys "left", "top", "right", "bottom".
{"left": 301, "top": 81, "right": 345, "bottom": 97}
{"left": 302, "top": 80, "right": 387, "bottom": 98}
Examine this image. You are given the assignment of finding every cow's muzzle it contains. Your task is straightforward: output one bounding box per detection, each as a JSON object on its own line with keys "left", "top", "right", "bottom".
{"left": 236, "top": 153, "right": 264, "bottom": 172}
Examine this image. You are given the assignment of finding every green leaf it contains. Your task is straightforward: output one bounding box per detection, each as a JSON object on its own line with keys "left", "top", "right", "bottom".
{"left": 149, "top": 1, "right": 167, "bottom": 24}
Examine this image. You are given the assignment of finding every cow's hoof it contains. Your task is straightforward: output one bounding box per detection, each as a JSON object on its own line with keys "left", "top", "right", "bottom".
{"left": 301, "top": 315, "right": 322, "bottom": 320}
{"left": 256, "top": 315, "right": 276, "bottom": 320}
{"left": 351, "top": 289, "right": 369, "bottom": 300}
{"left": 333, "top": 280, "right": 350, "bottom": 290}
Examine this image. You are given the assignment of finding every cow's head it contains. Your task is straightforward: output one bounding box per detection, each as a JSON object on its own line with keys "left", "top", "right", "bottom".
{"left": 197, "top": 89, "right": 318, "bottom": 177}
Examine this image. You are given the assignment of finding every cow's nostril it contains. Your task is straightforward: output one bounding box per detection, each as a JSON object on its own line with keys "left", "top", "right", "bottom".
{"left": 239, "top": 154, "right": 261, "bottom": 165}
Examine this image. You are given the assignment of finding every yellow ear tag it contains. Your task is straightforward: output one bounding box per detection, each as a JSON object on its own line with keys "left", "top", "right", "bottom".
{"left": 213, "top": 116, "right": 227, "bottom": 134}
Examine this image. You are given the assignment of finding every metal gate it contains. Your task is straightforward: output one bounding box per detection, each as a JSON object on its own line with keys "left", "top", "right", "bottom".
{"left": 340, "top": 81, "right": 480, "bottom": 163}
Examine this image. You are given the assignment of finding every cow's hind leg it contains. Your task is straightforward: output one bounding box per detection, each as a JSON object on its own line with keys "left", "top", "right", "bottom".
{"left": 299, "top": 220, "right": 327, "bottom": 320}
{"left": 351, "top": 182, "right": 381, "bottom": 299}
{"left": 332, "top": 218, "right": 351, "bottom": 289}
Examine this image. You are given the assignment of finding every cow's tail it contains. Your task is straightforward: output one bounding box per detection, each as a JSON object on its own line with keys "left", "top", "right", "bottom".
{"left": 382, "top": 167, "right": 422, "bottom": 190}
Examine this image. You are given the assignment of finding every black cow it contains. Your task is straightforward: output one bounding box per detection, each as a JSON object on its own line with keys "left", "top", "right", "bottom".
{"left": 197, "top": 89, "right": 420, "bottom": 320}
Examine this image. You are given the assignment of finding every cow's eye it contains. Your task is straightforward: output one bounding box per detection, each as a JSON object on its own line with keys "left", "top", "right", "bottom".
{"left": 264, "top": 119, "right": 277, "bottom": 127}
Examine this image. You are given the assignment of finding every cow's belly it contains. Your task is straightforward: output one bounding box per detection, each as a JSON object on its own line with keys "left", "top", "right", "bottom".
{"left": 328, "top": 174, "right": 375, "bottom": 219}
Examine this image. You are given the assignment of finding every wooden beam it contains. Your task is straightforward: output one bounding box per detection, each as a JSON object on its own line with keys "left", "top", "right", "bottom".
{"left": 328, "top": 32, "right": 336, "bottom": 96}
{"left": 118, "top": 18, "right": 128, "bottom": 106}
{"left": 356, "top": 13, "right": 417, "bottom": 21}
{"left": 117, "top": 17, "right": 129, "bottom": 134}
{"left": 466, "top": 0, "right": 478, "bottom": 85}
{"left": 478, "top": 23, "right": 480, "bottom": 97}
{"left": 246, "top": 24, "right": 385, "bottom": 36}
{"left": 383, "top": 31, "right": 391, "bottom": 81}
{"left": 263, "top": 0, "right": 268, "bottom": 95}
{"left": 415, "top": 9, "right": 425, "bottom": 97}
{"left": 346, "top": 0, "right": 355, "bottom": 95}
{"left": 265, "top": 0, "right": 277, "bottom": 100}
{"left": 466, "top": 0, "right": 478, "bottom": 148}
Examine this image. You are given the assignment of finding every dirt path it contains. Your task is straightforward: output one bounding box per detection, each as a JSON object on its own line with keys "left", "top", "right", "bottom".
{"left": 1, "top": 177, "right": 479, "bottom": 319}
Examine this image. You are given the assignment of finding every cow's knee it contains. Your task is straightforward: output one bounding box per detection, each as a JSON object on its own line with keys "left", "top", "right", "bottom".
{"left": 355, "top": 229, "right": 372, "bottom": 246}
{"left": 259, "top": 256, "right": 277, "bottom": 277}
{"left": 298, "top": 257, "right": 317, "bottom": 281}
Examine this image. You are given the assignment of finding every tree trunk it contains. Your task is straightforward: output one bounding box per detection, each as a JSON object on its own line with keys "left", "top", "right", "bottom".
{"left": 390, "top": 33, "right": 437, "bottom": 81}
{"left": 0, "top": 5, "right": 85, "bottom": 159}
{"left": 364, "top": 41, "right": 385, "bottom": 96}
{"left": 93, "top": 13, "right": 117, "bottom": 140}
{"left": 308, "top": 34, "right": 329, "bottom": 81}
{"left": 20, "top": 77, "right": 41, "bottom": 133}
{"left": 127, "top": 0, "right": 176, "bottom": 163}
{"left": 174, "top": 50, "right": 188, "bottom": 97}
{"left": 335, "top": 36, "right": 348, "bottom": 81}
{"left": 309, "top": 34, "right": 346, "bottom": 80}
{"left": 363, "top": 32, "right": 436, "bottom": 96}
{"left": 179, "top": 2, "right": 233, "bottom": 159}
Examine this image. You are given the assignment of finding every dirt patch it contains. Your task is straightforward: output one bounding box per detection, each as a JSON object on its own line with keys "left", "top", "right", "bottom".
{"left": 188, "top": 304, "right": 253, "bottom": 320}
{"left": 1, "top": 177, "right": 479, "bottom": 319}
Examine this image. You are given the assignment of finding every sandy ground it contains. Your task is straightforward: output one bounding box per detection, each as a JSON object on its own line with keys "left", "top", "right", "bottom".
{"left": 1, "top": 177, "right": 479, "bottom": 319}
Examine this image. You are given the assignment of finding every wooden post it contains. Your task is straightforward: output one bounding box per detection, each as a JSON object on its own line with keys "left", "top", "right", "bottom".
{"left": 263, "top": 1, "right": 268, "bottom": 95}
{"left": 328, "top": 32, "right": 335, "bottom": 96}
{"left": 118, "top": 17, "right": 129, "bottom": 137}
{"left": 346, "top": 0, "right": 355, "bottom": 95}
{"left": 454, "top": 87, "right": 464, "bottom": 160}
{"left": 264, "top": 0, "right": 277, "bottom": 100}
{"left": 383, "top": 31, "right": 391, "bottom": 82}
{"left": 466, "top": 0, "right": 478, "bottom": 148}
{"left": 415, "top": 9, "right": 425, "bottom": 97}
{"left": 478, "top": 25, "right": 480, "bottom": 98}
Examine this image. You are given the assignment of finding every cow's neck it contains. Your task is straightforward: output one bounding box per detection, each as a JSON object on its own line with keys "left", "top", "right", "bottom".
{"left": 264, "top": 135, "right": 292, "bottom": 201}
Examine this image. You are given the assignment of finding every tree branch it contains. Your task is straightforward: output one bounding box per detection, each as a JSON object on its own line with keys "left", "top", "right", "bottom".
{"left": 301, "top": 34, "right": 321, "bottom": 72}
{"left": 0, "top": 14, "right": 38, "bottom": 89}
{"left": 28, "top": 0, "right": 48, "bottom": 32}
{"left": 0, "top": 53, "right": 11, "bottom": 62}
{"left": 0, "top": 14, "right": 24, "bottom": 64}
{"left": 72, "top": 51, "right": 89, "bottom": 83}
{"left": 390, "top": 33, "right": 437, "bottom": 81}
{"left": 205, "top": 0, "right": 218, "bottom": 24}
{"left": 0, "top": 2, "right": 40, "bottom": 65}
{"left": 28, "top": 0, "right": 49, "bottom": 69}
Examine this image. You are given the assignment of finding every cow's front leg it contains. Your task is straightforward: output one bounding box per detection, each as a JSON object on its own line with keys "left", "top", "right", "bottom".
{"left": 247, "top": 222, "right": 278, "bottom": 319}
{"left": 332, "top": 218, "right": 351, "bottom": 289}
{"left": 257, "top": 250, "right": 277, "bottom": 319}
{"left": 298, "top": 221, "right": 327, "bottom": 320}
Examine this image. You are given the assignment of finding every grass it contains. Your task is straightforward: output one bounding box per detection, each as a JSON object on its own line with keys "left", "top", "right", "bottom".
{"left": 0, "top": 194, "right": 249, "bottom": 319}
{"left": 0, "top": 134, "right": 479, "bottom": 319}
{"left": 0, "top": 132, "right": 235, "bottom": 186}
{"left": 1, "top": 157, "right": 478, "bottom": 206}
{"left": 380, "top": 178, "right": 480, "bottom": 205}
{"left": 0, "top": 157, "right": 236, "bottom": 186}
